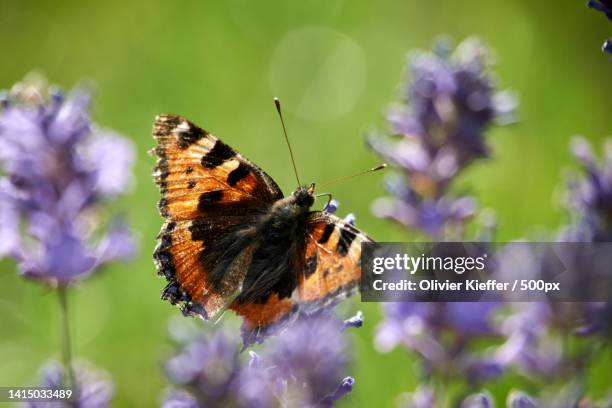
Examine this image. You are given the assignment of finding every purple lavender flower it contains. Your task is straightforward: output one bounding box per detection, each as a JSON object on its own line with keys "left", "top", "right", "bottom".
{"left": 508, "top": 386, "right": 612, "bottom": 408}
{"left": 422, "top": 388, "right": 604, "bottom": 408}
{"left": 486, "top": 139, "right": 612, "bottom": 386}
{"left": 322, "top": 198, "right": 357, "bottom": 226}
{"left": 494, "top": 303, "right": 563, "bottom": 378}
{"left": 343, "top": 310, "right": 364, "bottom": 328}
{"left": 163, "top": 327, "right": 241, "bottom": 406}
{"left": 460, "top": 392, "right": 494, "bottom": 408}
{"left": 369, "top": 38, "right": 515, "bottom": 238}
{"left": 402, "top": 388, "right": 500, "bottom": 408}
{"left": 323, "top": 199, "right": 339, "bottom": 213}
{"left": 375, "top": 302, "right": 503, "bottom": 383}
{"left": 236, "top": 314, "right": 356, "bottom": 408}
{"left": 399, "top": 386, "right": 435, "bottom": 408}
{"left": 576, "top": 301, "right": 612, "bottom": 336}
{"left": 163, "top": 313, "right": 359, "bottom": 407}
{"left": 559, "top": 138, "right": 612, "bottom": 338}
{"left": 370, "top": 40, "right": 514, "bottom": 397}
{"left": 320, "top": 377, "right": 355, "bottom": 406}
{"left": 565, "top": 137, "right": 612, "bottom": 242}
{"left": 506, "top": 391, "right": 538, "bottom": 408}
{"left": 0, "top": 76, "right": 135, "bottom": 285}
{"left": 162, "top": 390, "right": 199, "bottom": 408}
{"left": 24, "top": 360, "right": 114, "bottom": 408}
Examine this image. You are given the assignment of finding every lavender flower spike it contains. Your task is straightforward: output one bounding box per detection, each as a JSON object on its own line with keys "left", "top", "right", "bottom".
{"left": 400, "top": 386, "right": 435, "bottom": 408}
{"left": 507, "top": 391, "right": 539, "bottom": 408}
{"left": 238, "top": 316, "right": 355, "bottom": 408}
{"left": 164, "top": 313, "right": 357, "bottom": 407}
{"left": 343, "top": 310, "right": 364, "bottom": 329}
{"left": 376, "top": 301, "right": 503, "bottom": 383}
{"left": 0, "top": 75, "right": 136, "bottom": 285}
{"left": 369, "top": 38, "right": 515, "bottom": 238}
{"left": 162, "top": 390, "right": 199, "bottom": 408}
{"left": 164, "top": 328, "right": 240, "bottom": 405}
{"left": 320, "top": 376, "right": 355, "bottom": 407}
{"left": 563, "top": 137, "right": 612, "bottom": 337}
{"left": 25, "top": 360, "right": 114, "bottom": 408}
{"left": 565, "top": 137, "right": 612, "bottom": 241}
{"left": 460, "top": 392, "right": 494, "bottom": 408}
{"left": 324, "top": 199, "right": 339, "bottom": 213}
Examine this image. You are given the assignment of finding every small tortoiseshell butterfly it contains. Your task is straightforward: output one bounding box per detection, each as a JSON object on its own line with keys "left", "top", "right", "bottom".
{"left": 152, "top": 107, "right": 377, "bottom": 344}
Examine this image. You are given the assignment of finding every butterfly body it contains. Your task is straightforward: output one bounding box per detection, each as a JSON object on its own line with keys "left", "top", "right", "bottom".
{"left": 152, "top": 114, "right": 373, "bottom": 343}
{"left": 210, "top": 185, "right": 315, "bottom": 307}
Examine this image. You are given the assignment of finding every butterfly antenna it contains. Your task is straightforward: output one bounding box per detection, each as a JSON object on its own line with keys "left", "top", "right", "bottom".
{"left": 318, "top": 163, "right": 387, "bottom": 189}
{"left": 274, "top": 97, "right": 301, "bottom": 187}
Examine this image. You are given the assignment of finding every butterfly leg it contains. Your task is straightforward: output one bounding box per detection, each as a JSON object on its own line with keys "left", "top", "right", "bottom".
{"left": 315, "top": 192, "right": 334, "bottom": 212}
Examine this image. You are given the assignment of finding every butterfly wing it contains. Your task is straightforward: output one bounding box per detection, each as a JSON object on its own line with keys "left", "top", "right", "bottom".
{"left": 232, "top": 211, "right": 372, "bottom": 345}
{"left": 153, "top": 114, "right": 283, "bottom": 319}
{"left": 299, "top": 211, "right": 373, "bottom": 310}
{"left": 153, "top": 114, "right": 282, "bottom": 220}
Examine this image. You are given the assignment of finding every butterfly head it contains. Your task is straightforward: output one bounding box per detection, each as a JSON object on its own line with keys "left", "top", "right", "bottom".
{"left": 292, "top": 183, "right": 316, "bottom": 209}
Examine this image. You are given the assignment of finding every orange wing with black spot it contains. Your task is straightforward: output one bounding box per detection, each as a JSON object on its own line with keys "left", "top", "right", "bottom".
{"left": 299, "top": 212, "right": 373, "bottom": 310}
{"left": 153, "top": 114, "right": 282, "bottom": 220}
{"left": 152, "top": 114, "right": 283, "bottom": 320}
{"left": 230, "top": 211, "right": 373, "bottom": 345}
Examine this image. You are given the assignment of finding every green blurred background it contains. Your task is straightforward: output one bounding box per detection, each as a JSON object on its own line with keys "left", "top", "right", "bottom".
{"left": 1, "top": 0, "right": 611, "bottom": 406}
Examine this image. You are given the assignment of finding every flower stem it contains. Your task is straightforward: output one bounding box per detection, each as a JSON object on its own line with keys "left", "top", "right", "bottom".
{"left": 57, "top": 284, "right": 76, "bottom": 392}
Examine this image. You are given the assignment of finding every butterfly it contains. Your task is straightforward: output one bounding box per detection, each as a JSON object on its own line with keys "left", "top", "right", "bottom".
{"left": 152, "top": 111, "right": 376, "bottom": 345}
